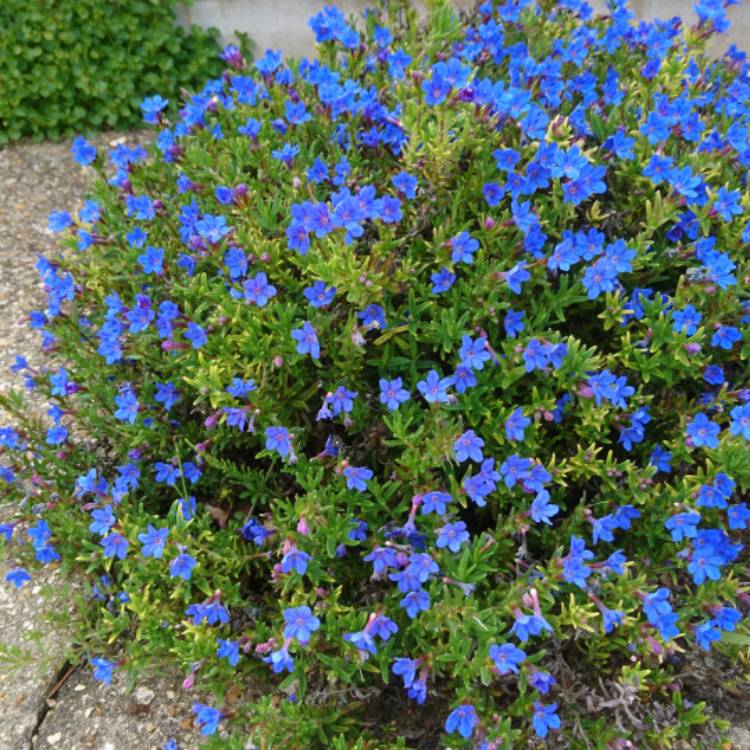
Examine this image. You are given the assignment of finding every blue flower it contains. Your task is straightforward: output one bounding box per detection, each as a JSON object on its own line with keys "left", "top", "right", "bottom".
{"left": 291, "top": 321, "right": 320, "bottom": 359}
{"left": 216, "top": 638, "right": 241, "bottom": 667}
{"left": 363, "top": 545, "right": 398, "bottom": 574}
{"left": 137, "top": 245, "right": 164, "bottom": 275}
{"left": 711, "top": 324, "right": 741, "bottom": 350}
{"left": 223, "top": 247, "right": 247, "bottom": 279}
{"left": 664, "top": 512, "right": 700, "bottom": 542}
{"left": 125, "top": 194, "right": 155, "bottom": 221}
{"left": 695, "top": 619, "right": 722, "bottom": 651}
{"left": 48, "top": 211, "right": 73, "bottom": 233}
{"left": 730, "top": 404, "right": 750, "bottom": 440}
{"left": 529, "top": 671, "right": 556, "bottom": 694}
{"left": 283, "top": 605, "right": 320, "bottom": 643}
{"left": 422, "top": 70, "right": 452, "bottom": 106}
{"left": 114, "top": 387, "right": 139, "bottom": 423}
{"left": 489, "top": 642, "right": 526, "bottom": 675}
{"left": 137, "top": 524, "right": 168, "bottom": 559}
{"left": 712, "top": 186, "right": 743, "bottom": 221}
{"left": 344, "top": 465, "right": 373, "bottom": 492}
{"left": 532, "top": 702, "right": 561, "bottom": 738}
{"left": 451, "top": 231, "right": 479, "bottom": 264}
{"left": 71, "top": 136, "right": 97, "bottom": 166}
{"left": 392, "top": 171, "right": 417, "bottom": 198}
{"left": 420, "top": 491, "right": 452, "bottom": 515}
{"left": 170, "top": 553, "right": 196, "bottom": 581}
{"left": 226, "top": 377, "right": 256, "bottom": 398}
{"left": 101, "top": 532, "right": 128, "bottom": 560}
{"left": 192, "top": 703, "right": 222, "bottom": 736}
{"left": 392, "top": 656, "right": 420, "bottom": 688}
{"left": 400, "top": 589, "right": 430, "bottom": 618}
{"left": 5, "top": 567, "right": 31, "bottom": 589}
{"left": 582, "top": 258, "right": 618, "bottom": 299}
{"left": 436, "top": 521, "right": 469, "bottom": 552}
{"left": 281, "top": 547, "right": 310, "bottom": 575}
{"left": 238, "top": 117, "right": 261, "bottom": 138}
{"left": 265, "top": 426, "right": 294, "bottom": 458}
{"left": 687, "top": 547, "right": 723, "bottom": 585}
{"left": 272, "top": 142, "right": 300, "bottom": 165}
{"left": 184, "top": 322, "right": 207, "bottom": 349}
{"left": 303, "top": 281, "right": 336, "bottom": 308}
{"left": 445, "top": 704, "right": 478, "bottom": 739}
{"left": 505, "top": 408, "right": 530, "bottom": 442}
{"left": 686, "top": 413, "right": 720, "bottom": 449}
{"left": 504, "top": 309, "right": 525, "bottom": 338}
{"left": 370, "top": 613, "right": 397, "bottom": 640}
{"left": 459, "top": 335, "right": 492, "bottom": 371}
{"left": 672, "top": 305, "right": 702, "bottom": 336}
{"left": 505, "top": 262, "right": 531, "bottom": 295}
{"left": 344, "top": 629, "right": 377, "bottom": 656}
{"left": 140, "top": 95, "right": 169, "bottom": 124}
{"left": 243, "top": 272, "right": 277, "bottom": 307}
{"left": 728, "top": 503, "right": 750, "bottom": 530}
{"left": 430, "top": 267, "right": 455, "bottom": 294}
{"left": 358, "top": 303, "right": 387, "bottom": 330}
{"left": 510, "top": 610, "right": 553, "bottom": 642}
{"left": 91, "top": 657, "right": 115, "bottom": 684}
{"left": 45, "top": 425, "right": 68, "bottom": 445}
{"left": 265, "top": 646, "right": 294, "bottom": 673}
{"left": 416, "top": 370, "right": 454, "bottom": 404}
{"left": 379, "top": 377, "right": 410, "bottom": 411}
{"left": 154, "top": 381, "right": 180, "bottom": 411}
{"left": 530, "top": 490, "right": 559, "bottom": 525}
{"left": 454, "top": 430, "right": 484, "bottom": 463}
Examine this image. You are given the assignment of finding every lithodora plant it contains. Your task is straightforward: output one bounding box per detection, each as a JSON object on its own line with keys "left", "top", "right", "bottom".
{"left": 2, "top": 0, "right": 750, "bottom": 748}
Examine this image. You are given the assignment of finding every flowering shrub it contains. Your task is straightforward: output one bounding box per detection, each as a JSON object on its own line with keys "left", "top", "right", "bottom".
{"left": 2, "top": 0, "right": 750, "bottom": 747}
{"left": 0, "top": 0, "right": 224, "bottom": 143}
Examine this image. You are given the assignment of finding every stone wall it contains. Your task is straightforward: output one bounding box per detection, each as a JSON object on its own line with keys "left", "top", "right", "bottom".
{"left": 177, "top": 0, "right": 749, "bottom": 58}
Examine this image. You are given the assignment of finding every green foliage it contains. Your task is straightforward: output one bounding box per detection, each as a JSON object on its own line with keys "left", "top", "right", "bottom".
{"left": 2, "top": 1, "right": 750, "bottom": 748}
{"left": 0, "top": 0, "right": 224, "bottom": 143}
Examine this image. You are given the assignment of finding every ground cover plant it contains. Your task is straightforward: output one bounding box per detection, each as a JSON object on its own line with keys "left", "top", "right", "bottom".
{"left": 2, "top": 0, "right": 750, "bottom": 747}
{"left": 0, "top": 0, "right": 224, "bottom": 143}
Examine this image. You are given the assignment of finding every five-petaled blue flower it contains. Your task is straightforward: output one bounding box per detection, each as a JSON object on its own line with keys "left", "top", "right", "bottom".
{"left": 379, "top": 377, "right": 410, "bottom": 411}
{"left": 192, "top": 703, "right": 222, "bottom": 736}
{"left": 5, "top": 567, "right": 31, "bottom": 589}
{"left": 445, "top": 703, "right": 478, "bottom": 739}
{"left": 686, "top": 413, "right": 720, "bottom": 449}
{"left": 344, "top": 465, "right": 373, "bottom": 492}
{"left": 265, "top": 426, "right": 293, "bottom": 458}
{"left": 91, "top": 657, "right": 115, "bottom": 684}
{"left": 291, "top": 321, "right": 320, "bottom": 360}
{"left": 532, "top": 702, "right": 561, "bottom": 738}
{"left": 283, "top": 605, "right": 320, "bottom": 643}
{"left": 454, "top": 430, "right": 484, "bottom": 463}
{"left": 137, "top": 524, "right": 169, "bottom": 559}
{"left": 489, "top": 642, "right": 526, "bottom": 675}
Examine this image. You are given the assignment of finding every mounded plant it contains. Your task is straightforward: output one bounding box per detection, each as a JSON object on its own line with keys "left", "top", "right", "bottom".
{"left": 2, "top": 0, "right": 750, "bottom": 747}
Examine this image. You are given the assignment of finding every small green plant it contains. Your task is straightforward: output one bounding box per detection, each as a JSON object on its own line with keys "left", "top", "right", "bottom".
{"left": 1, "top": 0, "right": 750, "bottom": 748}
{"left": 0, "top": 0, "right": 225, "bottom": 143}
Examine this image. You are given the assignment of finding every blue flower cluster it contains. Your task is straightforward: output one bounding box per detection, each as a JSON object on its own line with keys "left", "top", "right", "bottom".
{"left": 3, "top": 0, "right": 750, "bottom": 747}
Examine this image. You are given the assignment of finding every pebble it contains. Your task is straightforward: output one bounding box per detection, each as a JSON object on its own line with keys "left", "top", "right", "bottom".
{"left": 47, "top": 732, "right": 61, "bottom": 745}
{"left": 134, "top": 686, "right": 155, "bottom": 706}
